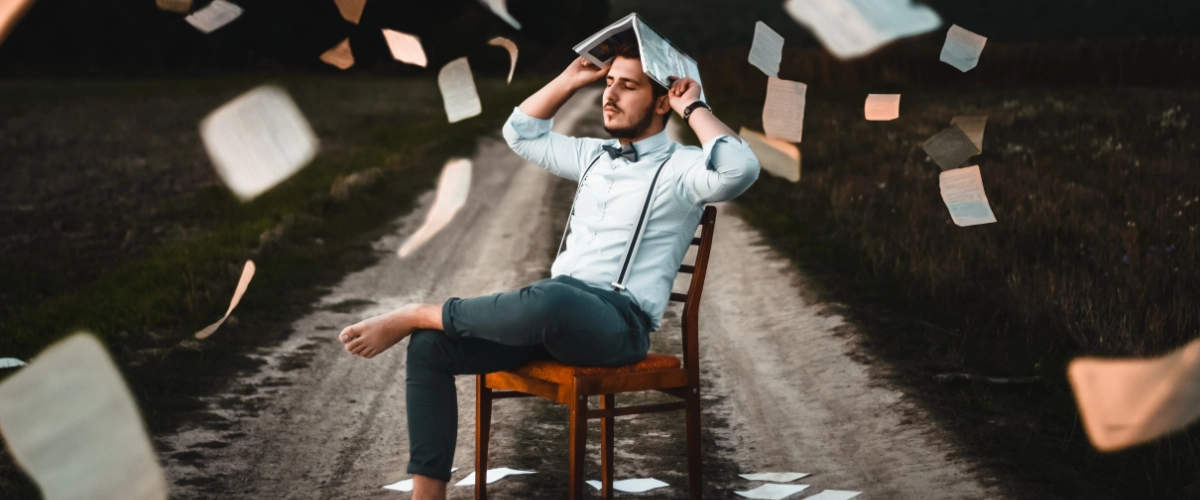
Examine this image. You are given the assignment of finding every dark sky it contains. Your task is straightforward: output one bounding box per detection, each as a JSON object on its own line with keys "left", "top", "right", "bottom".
{"left": 1, "top": 0, "right": 1197, "bottom": 76}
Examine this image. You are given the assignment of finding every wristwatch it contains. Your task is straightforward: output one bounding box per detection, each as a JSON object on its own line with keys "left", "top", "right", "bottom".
{"left": 682, "top": 100, "right": 711, "bottom": 122}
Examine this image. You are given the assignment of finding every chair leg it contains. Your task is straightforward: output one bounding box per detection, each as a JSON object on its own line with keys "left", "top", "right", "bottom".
{"left": 685, "top": 388, "right": 703, "bottom": 500}
{"left": 569, "top": 390, "right": 587, "bottom": 500}
{"left": 600, "top": 394, "right": 615, "bottom": 499}
{"left": 476, "top": 375, "right": 492, "bottom": 500}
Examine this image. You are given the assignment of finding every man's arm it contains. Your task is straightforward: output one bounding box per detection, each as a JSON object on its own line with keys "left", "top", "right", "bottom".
{"left": 502, "top": 57, "right": 610, "bottom": 181}
{"left": 667, "top": 77, "right": 761, "bottom": 204}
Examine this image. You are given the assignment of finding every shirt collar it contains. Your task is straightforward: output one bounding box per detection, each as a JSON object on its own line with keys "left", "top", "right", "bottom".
{"left": 611, "top": 128, "right": 671, "bottom": 160}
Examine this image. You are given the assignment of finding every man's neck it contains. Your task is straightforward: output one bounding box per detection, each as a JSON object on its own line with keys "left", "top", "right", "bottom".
{"left": 618, "top": 123, "right": 667, "bottom": 146}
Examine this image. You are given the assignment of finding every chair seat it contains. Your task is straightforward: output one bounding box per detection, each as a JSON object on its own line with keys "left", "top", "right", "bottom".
{"left": 508, "top": 354, "right": 682, "bottom": 385}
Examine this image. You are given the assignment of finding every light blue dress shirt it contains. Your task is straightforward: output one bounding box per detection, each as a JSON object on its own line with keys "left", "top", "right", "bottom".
{"left": 503, "top": 107, "right": 761, "bottom": 331}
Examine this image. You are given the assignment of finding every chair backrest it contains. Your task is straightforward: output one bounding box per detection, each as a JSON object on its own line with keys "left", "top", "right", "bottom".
{"left": 668, "top": 205, "right": 717, "bottom": 388}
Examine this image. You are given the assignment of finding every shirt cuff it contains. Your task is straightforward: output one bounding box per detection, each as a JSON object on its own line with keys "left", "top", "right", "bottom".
{"left": 503, "top": 106, "right": 553, "bottom": 141}
{"left": 699, "top": 134, "right": 742, "bottom": 169}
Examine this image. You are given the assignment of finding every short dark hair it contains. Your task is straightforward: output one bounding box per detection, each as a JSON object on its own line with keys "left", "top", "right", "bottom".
{"left": 610, "top": 37, "right": 671, "bottom": 127}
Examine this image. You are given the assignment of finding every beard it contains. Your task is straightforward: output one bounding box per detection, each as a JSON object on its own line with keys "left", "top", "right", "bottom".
{"left": 603, "top": 103, "right": 657, "bottom": 139}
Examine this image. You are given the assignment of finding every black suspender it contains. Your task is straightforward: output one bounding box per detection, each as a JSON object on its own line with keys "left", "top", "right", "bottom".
{"left": 555, "top": 149, "right": 672, "bottom": 292}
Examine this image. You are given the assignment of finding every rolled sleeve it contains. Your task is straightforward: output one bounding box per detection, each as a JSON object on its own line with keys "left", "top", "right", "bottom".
{"left": 678, "top": 134, "right": 761, "bottom": 205}
{"left": 503, "top": 107, "right": 603, "bottom": 182}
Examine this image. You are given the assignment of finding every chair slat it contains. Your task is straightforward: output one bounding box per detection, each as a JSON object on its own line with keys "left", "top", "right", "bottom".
{"left": 669, "top": 292, "right": 687, "bottom": 303}
{"left": 678, "top": 264, "right": 695, "bottom": 274}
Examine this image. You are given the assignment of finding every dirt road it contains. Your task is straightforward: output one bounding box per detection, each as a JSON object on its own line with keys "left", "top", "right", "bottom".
{"left": 161, "top": 91, "right": 998, "bottom": 499}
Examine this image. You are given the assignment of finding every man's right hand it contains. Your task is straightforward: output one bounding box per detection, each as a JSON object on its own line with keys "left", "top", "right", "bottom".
{"left": 559, "top": 56, "right": 610, "bottom": 91}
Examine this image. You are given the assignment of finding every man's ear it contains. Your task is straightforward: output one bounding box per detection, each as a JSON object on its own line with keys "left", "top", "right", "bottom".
{"left": 655, "top": 94, "right": 672, "bottom": 117}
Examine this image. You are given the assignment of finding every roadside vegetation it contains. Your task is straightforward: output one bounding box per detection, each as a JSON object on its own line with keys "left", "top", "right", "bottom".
{"left": 0, "top": 76, "right": 535, "bottom": 497}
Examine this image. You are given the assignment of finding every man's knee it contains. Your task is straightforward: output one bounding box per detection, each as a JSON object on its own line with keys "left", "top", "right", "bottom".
{"left": 407, "top": 330, "right": 454, "bottom": 374}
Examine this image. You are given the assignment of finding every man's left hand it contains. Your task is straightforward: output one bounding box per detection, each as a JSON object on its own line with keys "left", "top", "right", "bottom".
{"left": 667, "top": 76, "right": 703, "bottom": 117}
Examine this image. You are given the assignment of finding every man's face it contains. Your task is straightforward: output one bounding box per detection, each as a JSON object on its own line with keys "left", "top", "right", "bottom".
{"left": 602, "top": 56, "right": 661, "bottom": 139}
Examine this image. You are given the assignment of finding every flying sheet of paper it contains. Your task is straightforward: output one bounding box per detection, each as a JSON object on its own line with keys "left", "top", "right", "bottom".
{"left": 763, "top": 77, "right": 806, "bottom": 143}
{"left": 749, "top": 21, "right": 784, "bottom": 78}
{"left": 479, "top": 0, "right": 520, "bottom": 29}
{"left": 0, "top": 358, "right": 26, "bottom": 368}
{"left": 438, "top": 57, "right": 482, "bottom": 123}
{"left": 184, "top": 0, "right": 242, "bottom": 34}
{"left": 383, "top": 468, "right": 459, "bottom": 491}
{"left": 939, "top": 165, "right": 996, "bottom": 227}
{"left": 950, "top": 115, "right": 987, "bottom": 151}
{"left": 195, "top": 260, "right": 255, "bottom": 339}
{"left": 735, "top": 483, "right": 810, "bottom": 499}
{"left": 864, "top": 94, "right": 900, "bottom": 121}
{"left": 200, "top": 85, "right": 319, "bottom": 200}
{"left": 454, "top": 468, "right": 535, "bottom": 487}
{"left": 783, "top": 0, "right": 941, "bottom": 60}
{"left": 156, "top": 0, "right": 191, "bottom": 14}
{"left": 922, "top": 125, "right": 980, "bottom": 170}
{"left": 0, "top": 334, "right": 168, "bottom": 500}
{"left": 1069, "top": 338, "right": 1200, "bottom": 452}
{"left": 740, "top": 127, "right": 801, "bottom": 183}
{"left": 803, "top": 490, "right": 863, "bottom": 500}
{"left": 333, "top": 0, "right": 366, "bottom": 24}
{"left": 0, "top": 0, "right": 37, "bottom": 46}
{"left": 488, "top": 36, "right": 519, "bottom": 84}
{"left": 739, "top": 472, "right": 810, "bottom": 483}
{"left": 398, "top": 159, "right": 473, "bottom": 257}
{"left": 320, "top": 38, "right": 354, "bottom": 70}
{"left": 382, "top": 28, "right": 427, "bottom": 67}
{"left": 940, "top": 24, "right": 986, "bottom": 72}
{"left": 585, "top": 478, "right": 669, "bottom": 493}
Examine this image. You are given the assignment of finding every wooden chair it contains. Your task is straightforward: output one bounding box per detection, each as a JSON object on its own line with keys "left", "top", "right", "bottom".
{"left": 474, "top": 205, "right": 718, "bottom": 500}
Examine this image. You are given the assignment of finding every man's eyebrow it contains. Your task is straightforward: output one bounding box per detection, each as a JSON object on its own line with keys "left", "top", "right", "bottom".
{"left": 611, "top": 76, "right": 638, "bottom": 85}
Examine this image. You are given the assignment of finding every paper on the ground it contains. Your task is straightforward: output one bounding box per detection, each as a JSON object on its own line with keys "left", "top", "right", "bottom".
{"left": 763, "top": 77, "right": 806, "bottom": 143}
{"left": 749, "top": 21, "right": 784, "bottom": 78}
{"left": 185, "top": 0, "right": 242, "bottom": 34}
{"left": 488, "top": 36, "right": 518, "bottom": 84}
{"left": 783, "top": 0, "right": 941, "bottom": 60}
{"left": 0, "top": 0, "right": 38, "bottom": 46}
{"left": 454, "top": 468, "right": 534, "bottom": 486}
{"left": 950, "top": 115, "right": 987, "bottom": 151}
{"left": 735, "top": 483, "right": 810, "bottom": 499}
{"left": 739, "top": 472, "right": 810, "bottom": 483}
{"left": 333, "top": 0, "right": 366, "bottom": 24}
{"left": 741, "top": 128, "right": 800, "bottom": 183}
{"left": 382, "top": 468, "right": 459, "bottom": 492}
{"left": 382, "top": 29, "right": 427, "bottom": 67}
{"left": 804, "top": 491, "right": 862, "bottom": 500}
{"left": 438, "top": 57, "right": 482, "bottom": 123}
{"left": 320, "top": 38, "right": 354, "bottom": 70}
{"left": 479, "top": 0, "right": 520, "bottom": 29}
{"left": 939, "top": 165, "right": 996, "bottom": 227}
{"left": 1069, "top": 338, "right": 1200, "bottom": 452}
{"left": 585, "top": 478, "right": 669, "bottom": 493}
{"left": 922, "top": 125, "right": 980, "bottom": 170}
{"left": 0, "top": 358, "right": 25, "bottom": 368}
{"left": 0, "top": 334, "right": 167, "bottom": 500}
{"left": 940, "top": 24, "right": 986, "bottom": 72}
{"left": 864, "top": 94, "right": 900, "bottom": 121}
{"left": 200, "top": 85, "right": 319, "bottom": 200}
{"left": 398, "top": 159, "right": 473, "bottom": 257}
{"left": 156, "top": 0, "right": 191, "bottom": 14}
{"left": 572, "top": 13, "right": 706, "bottom": 102}
{"left": 195, "top": 260, "right": 256, "bottom": 339}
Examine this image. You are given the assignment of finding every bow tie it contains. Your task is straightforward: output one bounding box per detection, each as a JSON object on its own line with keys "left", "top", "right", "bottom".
{"left": 602, "top": 143, "right": 638, "bottom": 162}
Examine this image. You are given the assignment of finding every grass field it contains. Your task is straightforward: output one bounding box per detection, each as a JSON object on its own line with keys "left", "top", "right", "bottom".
{"left": 0, "top": 75, "right": 535, "bottom": 497}
{"left": 711, "top": 85, "right": 1200, "bottom": 499}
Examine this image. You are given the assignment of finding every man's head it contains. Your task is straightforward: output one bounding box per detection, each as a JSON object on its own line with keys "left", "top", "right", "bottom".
{"left": 602, "top": 39, "right": 672, "bottom": 141}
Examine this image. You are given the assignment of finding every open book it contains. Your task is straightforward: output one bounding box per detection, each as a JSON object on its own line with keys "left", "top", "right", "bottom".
{"left": 573, "top": 13, "right": 706, "bottom": 102}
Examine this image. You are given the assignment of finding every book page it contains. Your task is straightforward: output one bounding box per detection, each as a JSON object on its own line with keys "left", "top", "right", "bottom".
{"left": 319, "top": 38, "right": 354, "bottom": 70}
{"left": 488, "top": 36, "right": 518, "bottom": 84}
{"left": 922, "top": 125, "right": 980, "bottom": 170}
{"left": 632, "top": 16, "right": 706, "bottom": 101}
{"left": 185, "top": 0, "right": 242, "bottom": 34}
{"left": 383, "top": 29, "right": 427, "bottom": 67}
{"left": 740, "top": 127, "right": 801, "bottom": 183}
{"left": 784, "top": 0, "right": 940, "bottom": 60}
{"left": 397, "top": 159, "right": 472, "bottom": 258}
{"left": 572, "top": 14, "right": 636, "bottom": 66}
{"left": 200, "top": 85, "right": 319, "bottom": 201}
{"left": 156, "top": 0, "right": 191, "bottom": 14}
{"left": 940, "top": 24, "right": 987, "bottom": 72}
{"left": 194, "top": 260, "right": 255, "bottom": 339}
{"left": 438, "top": 57, "right": 482, "bottom": 123}
{"left": 950, "top": 115, "right": 987, "bottom": 150}
{"left": 0, "top": 0, "right": 38, "bottom": 45}
{"left": 763, "top": 77, "right": 806, "bottom": 143}
{"left": 939, "top": 165, "right": 996, "bottom": 227}
{"left": 479, "top": 0, "right": 520, "bottom": 30}
{"left": 864, "top": 93, "right": 900, "bottom": 121}
{"left": 749, "top": 21, "right": 784, "bottom": 78}
{"left": 333, "top": 0, "right": 366, "bottom": 24}
{"left": 0, "top": 334, "right": 168, "bottom": 500}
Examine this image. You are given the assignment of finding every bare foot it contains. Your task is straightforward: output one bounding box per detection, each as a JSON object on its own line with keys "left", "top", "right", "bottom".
{"left": 338, "top": 303, "right": 442, "bottom": 359}
{"left": 412, "top": 474, "right": 447, "bottom": 500}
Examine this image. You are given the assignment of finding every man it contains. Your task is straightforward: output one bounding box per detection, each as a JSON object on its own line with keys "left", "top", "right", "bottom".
{"left": 337, "top": 40, "right": 759, "bottom": 499}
